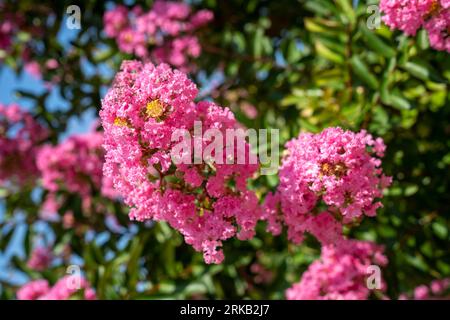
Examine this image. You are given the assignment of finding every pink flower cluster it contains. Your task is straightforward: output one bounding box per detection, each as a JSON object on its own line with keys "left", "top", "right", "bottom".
{"left": 27, "top": 247, "right": 53, "bottom": 271}
{"left": 37, "top": 131, "right": 115, "bottom": 200}
{"left": 101, "top": 61, "right": 260, "bottom": 264}
{"left": 263, "top": 127, "right": 391, "bottom": 246}
{"left": 23, "top": 58, "right": 59, "bottom": 80}
{"left": 286, "top": 240, "right": 388, "bottom": 300}
{"left": 103, "top": 2, "right": 213, "bottom": 70}
{"left": 17, "top": 276, "right": 96, "bottom": 300}
{"left": 0, "top": 104, "right": 47, "bottom": 186}
{"left": 399, "top": 278, "right": 450, "bottom": 300}
{"left": 36, "top": 131, "right": 116, "bottom": 219}
{"left": 380, "top": 0, "right": 450, "bottom": 52}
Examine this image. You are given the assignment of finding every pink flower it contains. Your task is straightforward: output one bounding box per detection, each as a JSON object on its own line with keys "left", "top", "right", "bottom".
{"left": 17, "top": 276, "right": 96, "bottom": 300}
{"left": 103, "top": 3, "right": 213, "bottom": 69}
{"left": 286, "top": 240, "right": 388, "bottom": 300}
{"left": 0, "top": 104, "right": 47, "bottom": 186}
{"left": 0, "top": 20, "right": 13, "bottom": 50}
{"left": 399, "top": 278, "right": 450, "bottom": 299}
{"left": 37, "top": 131, "right": 115, "bottom": 201}
{"left": 103, "top": 5, "right": 129, "bottom": 37}
{"left": 240, "top": 102, "right": 258, "bottom": 119}
{"left": 39, "top": 193, "right": 61, "bottom": 221}
{"left": 101, "top": 61, "right": 261, "bottom": 264}
{"left": 16, "top": 280, "right": 50, "bottom": 300}
{"left": 27, "top": 247, "right": 53, "bottom": 271}
{"left": 414, "top": 285, "right": 429, "bottom": 300}
{"left": 188, "top": 10, "right": 214, "bottom": 30}
{"left": 431, "top": 278, "right": 450, "bottom": 295}
{"left": 263, "top": 127, "right": 391, "bottom": 246}
{"left": 423, "top": 9, "right": 450, "bottom": 52}
{"left": 380, "top": 0, "right": 450, "bottom": 52}
{"left": 153, "top": 36, "right": 201, "bottom": 70}
{"left": 45, "top": 58, "right": 59, "bottom": 70}
{"left": 117, "top": 28, "right": 147, "bottom": 57}
{"left": 24, "top": 61, "right": 42, "bottom": 78}
{"left": 251, "top": 263, "right": 274, "bottom": 285}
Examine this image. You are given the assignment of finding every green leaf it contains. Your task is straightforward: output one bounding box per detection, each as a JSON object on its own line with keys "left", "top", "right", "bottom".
{"left": 335, "top": 0, "right": 356, "bottom": 26}
{"left": 388, "top": 93, "right": 412, "bottom": 110}
{"left": 286, "top": 40, "right": 302, "bottom": 64}
{"left": 432, "top": 222, "right": 448, "bottom": 240}
{"left": 402, "top": 62, "right": 430, "bottom": 81}
{"left": 350, "top": 56, "right": 379, "bottom": 89}
{"left": 359, "top": 23, "right": 396, "bottom": 58}
{"left": 315, "top": 41, "right": 344, "bottom": 64}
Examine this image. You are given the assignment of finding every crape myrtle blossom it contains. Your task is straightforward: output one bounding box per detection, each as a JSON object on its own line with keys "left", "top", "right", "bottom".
{"left": 37, "top": 131, "right": 116, "bottom": 200}
{"left": 36, "top": 131, "right": 117, "bottom": 219}
{"left": 0, "top": 104, "right": 48, "bottom": 186}
{"left": 103, "top": 2, "right": 213, "bottom": 70}
{"left": 27, "top": 247, "right": 53, "bottom": 271}
{"left": 380, "top": 0, "right": 450, "bottom": 52}
{"left": 0, "top": 3, "right": 49, "bottom": 75}
{"left": 286, "top": 240, "right": 388, "bottom": 300}
{"left": 101, "top": 61, "right": 260, "bottom": 264}
{"left": 398, "top": 278, "right": 450, "bottom": 300}
{"left": 263, "top": 127, "right": 391, "bottom": 246}
{"left": 17, "top": 275, "right": 96, "bottom": 300}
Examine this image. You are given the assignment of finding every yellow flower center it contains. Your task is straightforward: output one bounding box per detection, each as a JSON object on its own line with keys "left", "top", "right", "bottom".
{"left": 124, "top": 34, "right": 133, "bottom": 43}
{"left": 425, "top": 0, "right": 441, "bottom": 19}
{"left": 114, "top": 117, "right": 129, "bottom": 127}
{"left": 320, "top": 161, "right": 347, "bottom": 178}
{"left": 145, "top": 99, "right": 164, "bottom": 119}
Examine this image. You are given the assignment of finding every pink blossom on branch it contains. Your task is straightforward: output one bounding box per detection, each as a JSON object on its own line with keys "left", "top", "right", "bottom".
{"left": 17, "top": 276, "right": 96, "bottom": 300}
{"left": 103, "top": 2, "right": 213, "bottom": 70}
{"left": 286, "top": 240, "right": 388, "bottom": 300}
{"left": 380, "top": 0, "right": 450, "bottom": 52}
{"left": 263, "top": 127, "right": 391, "bottom": 246}
{"left": 398, "top": 278, "right": 450, "bottom": 300}
{"left": 16, "top": 280, "right": 50, "bottom": 300}
{"left": 0, "top": 104, "right": 48, "bottom": 186}
{"left": 27, "top": 247, "right": 53, "bottom": 271}
{"left": 36, "top": 131, "right": 116, "bottom": 201}
{"left": 101, "top": 61, "right": 260, "bottom": 264}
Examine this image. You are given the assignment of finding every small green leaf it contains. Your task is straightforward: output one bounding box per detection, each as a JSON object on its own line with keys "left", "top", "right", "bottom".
{"left": 359, "top": 23, "right": 396, "bottom": 58}
{"left": 350, "top": 56, "right": 379, "bottom": 89}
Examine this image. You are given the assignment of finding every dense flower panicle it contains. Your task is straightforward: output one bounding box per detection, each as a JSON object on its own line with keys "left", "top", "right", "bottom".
{"left": 101, "top": 61, "right": 261, "bottom": 264}
{"left": 103, "top": 5, "right": 129, "bottom": 38}
{"left": 398, "top": 278, "right": 450, "bottom": 299}
{"left": 0, "top": 104, "right": 47, "bottom": 185}
{"left": 286, "top": 240, "right": 388, "bottom": 300}
{"left": 430, "top": 278, "right": 450, "bottom": 295}
{"left": 16, "top": 280, "right": 50, "bottom": 300}
{"left": 263, "top": 127, "right": 391, "bottom": 246}
{"left": 27, "top": 247, "right": 53, "bottom": 271}
{"left": 17, "top": 276, "right": 96, "bottom": 300}
{"left": 103, "top": 2, "right": 213, "bottom": 70}
{"left": 37, "top": 131, "right": 115, "bottom": 200}
{"left": 380, "top": 0, "right": 450, "bottom": 52}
